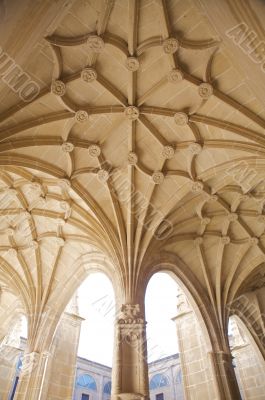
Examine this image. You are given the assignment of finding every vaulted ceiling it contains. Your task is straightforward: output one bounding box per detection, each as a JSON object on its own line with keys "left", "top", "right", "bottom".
{"left": 0, "top": 0, "right": 265, "bottom": 348}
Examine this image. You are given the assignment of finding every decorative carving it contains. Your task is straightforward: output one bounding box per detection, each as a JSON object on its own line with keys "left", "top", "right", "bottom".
{"left": 240, "top": 194, "right": 250, "bottom": 201}
{"left": 61, "top": 142, "right": 74, "bottom": 153}
{"left": 87, "top": 35, "right": 105, "bottom": 52}
{"left": 60, "top": 201, "right": 71, "bottom": 211}
{"left": 221, "top": 236, "right": 230, "bottom": 245}
{"left": 191, "top": 181, "right": 204, "bottom": 193}
{"left": 56, "top": 218, "right": 66, "bottom": 226}
{"left": 162, "top": 37, "right": 179, "bottom": 54}
{"left": 125, "top": 57, "right": 140, "bottom": 71}
{"left": 227, "top": 213, "right": 238, "bottom": 222}
{"left": 176, "top": 287, "right": 191, "bottom": 314}
{"left": 58, "top": 178, "right": 71, "bottom": 189}
{"left": 51, "top": 80, "right": 66, "bottom": 96}
{"left": 88, "top": 144, "right": 101, "bottom": 157}
{"left": 75, "top": 110, "right": 88, "bottom": 123}
{"left": 21, "top": 352, "right": 40, "bottom": 375}
{"left": 118, "top": 304, "right": 144, "bottom": 325}
{"left": 98, "top": 168, "right": 110, "bottom": 182}
{"left": 167, "top": 68, "right": 183, "bottom": 83}
{"left": 28, "top": 240, "right": 39, "bottom": 250}
{"left": 248, "top": 237, "right": 258, "bottom": 245}
{"left": 81, "top": 67, "right": 97, "bottom": 82}
{"left": 128, "top": 152, "right": 138, "bottom": 165}
{"left": 201, "top": 217, "right": 210, "bottom": 225}
{"left": 162, "top": 145, "right": 175, "bottom": 159}
{"left": 6, "top": 228, "right": 14, "bottom": 236}
{"left": 189, "top": 142, "right": 202, "bottom": 154}
{"left": 198, "top": 82, "right": 213, "bottom": 99}
{"left": 194, "top": 236, "right": 203, "bottom": 245}
{"left": 55, "top": 237, "right": 65, "bottom": 246}
{"left": 29, "top": 182, "right": 43, "bottom": 193}
{"left": 208, "top": 194, "right": 218, "bottom": 202}
{"left": 124, "top": 106, "right": 139, "bottom": 120}
{"left": 152, "top": 171, "right": 164, "bottom": 184}
{"left": 174, "top": 112, "right": 189, "bottom": 125}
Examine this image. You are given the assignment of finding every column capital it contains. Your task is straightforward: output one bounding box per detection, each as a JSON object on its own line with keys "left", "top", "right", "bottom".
{"left": 20, "top": 350, "right": 50, "bottom": 376}
{"left": 114, "top": 393, "right": 146, "bottom": 400}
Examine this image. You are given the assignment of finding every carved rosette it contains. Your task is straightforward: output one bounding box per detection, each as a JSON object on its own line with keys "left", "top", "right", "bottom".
{"left": 55, "top": 237, "right": 65, "bottom": 247}
{"left": 28, "top": 240, "right": 39, "bottom": 250}
{"left": 88, "top": 144, "right": 101, "bottom": 157}
{"left": 188, "top": 142, "right": 202, "bottom": 155}
{"left": 198, "top": 82, "right": 213, "bottom": 99}
{"left": 58, "top": 178, "right": 71, "bottom": 189}
{"left": 128, "top": 152, "right": 138, "bottom": 166}
{"left": 162, "top": 37, "right": 179, "bottom": 54}
{"left": 125, "top": 57, "right": 140, "bottom": 71}
{"left": 29, "top": 182, "right": 43, "bottom": 193}
{"left": 98, "top": 168, "right": 110, "bottom": 182}
{"left": 60, "top": 200, "right": 71, "bottom": 211}
{"left": 61, "top": 142, "right": 74, "bottom": 153}
{"left": 56, "top": 218, "right": 66, "bottom": 226}
{"left": 75, "top": 110, "right": 89, "bottom": 123}
{"left": 201, "top": 217, "right": 210, "bottom": 226}
{"left": 174, "top": 112, "right": 189, "bottom": 126}
{"left": 87, "top": 35, "right": 105, "bottom": 52}
{"left": 124, "top": 106, "right": 139, "bottom": 120}
{"left": 81, "top": 67, "right": 97, "bottom": 82}
{"left": 167, "top": 68, "right": 183, "bottom": 83}
{"left": 191, "top": 180, "right": 204, "bottom": 193}
{"left": 221, "top": 236, "right": 230, "bottom": 245}
{"left": 240, "top": 194, "right": 250, "bottom": 201}
{"left": 227, "top": 213, "right": 238, "bottom": 222}
{"left": 162, "top": 145, "right": 175, "bottom": 159}
{"left": 208, "top": 194, "right": 218, "bottom": 202}
{"left": 248, "top": 237, "right": 258, "bottom": 245}
{"left": 51, "top": 80, "right": 66, "bottom": 96}
{"left": 194, "top": 236, "right": 203, "bottom": 245}
{"left": 152, "top": 171, "right": 164, "bottom": 185}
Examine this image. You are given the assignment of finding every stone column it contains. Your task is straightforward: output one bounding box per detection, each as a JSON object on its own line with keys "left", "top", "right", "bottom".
{"left": 229, "top": 318, "right": 265, "bottom": 399}
{"left": 172, "top": 288, "right": 217, "bottom": 400}
{"left": 208, "top": 350, "right": 241, "bottom": 400}
{"left": 172, "top": 288, "right": 241, "bottom": 400}
{"left": 15, "top": 292, "right": 83, "bottom": 400}
{"left": 14, "top": 350, "right": 51, "bottom": 400}
{"left": 111, "top": 303, "right": 149, "bottom": 400}
{"left": 46, "top": 311, "right": 84, "bottom": 400}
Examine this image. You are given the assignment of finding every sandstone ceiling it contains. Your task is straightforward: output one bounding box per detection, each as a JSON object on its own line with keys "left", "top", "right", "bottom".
{"left": 0, "top": 0, "right": 265, "bottom": 350}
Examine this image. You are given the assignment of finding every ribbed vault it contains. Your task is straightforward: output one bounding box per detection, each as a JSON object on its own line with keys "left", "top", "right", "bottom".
{"left": 0, "top": 0, "right": 265, "bottom": 351}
